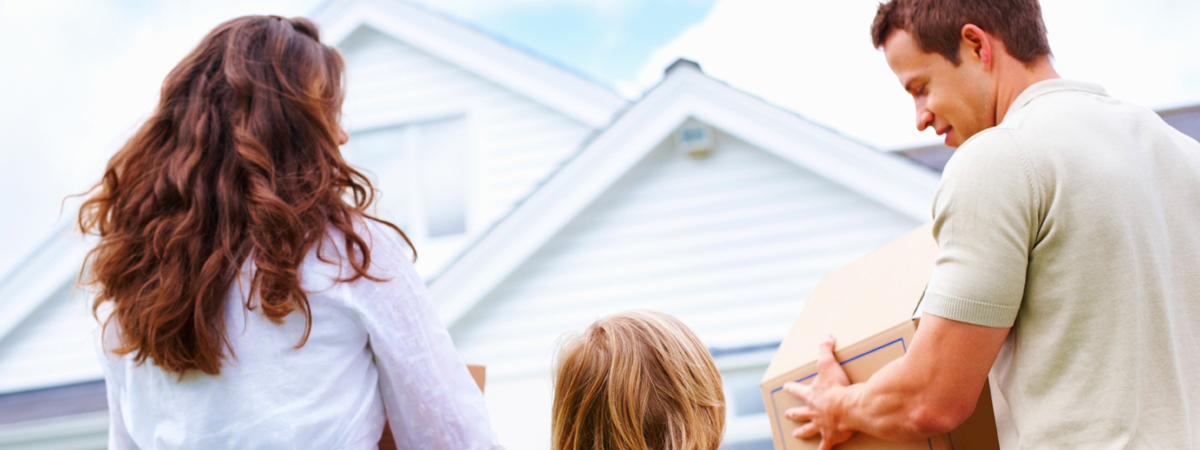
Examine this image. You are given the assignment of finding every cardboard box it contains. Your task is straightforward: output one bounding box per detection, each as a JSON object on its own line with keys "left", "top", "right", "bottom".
{"left": 760, "top": 224, "right": 999, "bottom": 450}
{"left": 467, "top": 364, "right": 486, "bottom": 393}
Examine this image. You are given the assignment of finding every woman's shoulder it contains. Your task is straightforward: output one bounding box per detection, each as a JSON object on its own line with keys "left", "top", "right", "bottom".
{"left": 304, "top": 216, "right": 418, "bottom": 289}
{"left": 355, "top": 217, "right": 416, "bottom": 273}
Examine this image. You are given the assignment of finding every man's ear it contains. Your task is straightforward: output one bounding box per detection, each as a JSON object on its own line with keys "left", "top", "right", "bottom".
{"left": 960, "top": 24, "right": 993, "bottom": 66}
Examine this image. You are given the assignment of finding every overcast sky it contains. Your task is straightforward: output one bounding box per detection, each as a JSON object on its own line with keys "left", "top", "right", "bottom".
{"left": 2, "top": 0, "right": 1199, "bottom": 276}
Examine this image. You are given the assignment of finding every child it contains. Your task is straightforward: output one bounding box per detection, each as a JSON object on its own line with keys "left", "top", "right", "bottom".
{"left": 552, "top": 310, "right": 725, "bottom": 450}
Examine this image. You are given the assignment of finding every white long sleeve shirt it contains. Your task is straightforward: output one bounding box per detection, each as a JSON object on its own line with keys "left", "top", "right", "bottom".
{"left": 95, "top": 219, "right": 498, "bottom": 450}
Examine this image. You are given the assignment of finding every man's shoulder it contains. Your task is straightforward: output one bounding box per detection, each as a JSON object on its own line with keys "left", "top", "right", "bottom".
{"left": 958, "top": 126, "right": 1017, "bottom": 150}
{"left": 946, "top": 128, "right": 1028, "bottom": 176}
{"left": 1000, "top": 87, "right": 1158, "bottom": 145}
{"left": 952, "top": 90, "right": 1134, "bottom": 176}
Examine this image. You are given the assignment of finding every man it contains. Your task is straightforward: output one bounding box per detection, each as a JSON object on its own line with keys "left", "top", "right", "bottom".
{"left": 783, "top": 0, "right": 1200, "bottom": 448}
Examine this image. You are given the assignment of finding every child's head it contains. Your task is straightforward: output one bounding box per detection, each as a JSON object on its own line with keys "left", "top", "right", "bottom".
{"left": 552, "top": 310, "right": 725, "bottom": 450}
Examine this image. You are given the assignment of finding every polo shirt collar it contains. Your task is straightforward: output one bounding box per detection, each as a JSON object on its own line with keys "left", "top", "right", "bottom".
{"left": 1003, "top": 78, "right": 1108, "bottom": 122}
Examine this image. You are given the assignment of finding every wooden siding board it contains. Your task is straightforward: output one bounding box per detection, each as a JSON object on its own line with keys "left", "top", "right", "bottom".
{"left": 458, "top": 267, "right": 821, "bottom": 347}
{"left": 457, "top": 284, "right": 806, "bottom": 355}
{"left": 530, "top": 199, "right": 889, "bottom": 258}
{"left": 486, "top": 137, "right": 583, "bottom": 161}
{"left": 472, "top": 269, "right": 815, "bottom": 322}
{"left": 538, "top": 207, "right": 897, "bottom": 265}
{"left": 485, "top": 151, "right": 575, "bottom": 174}
{"left": 348, "top": 62, "right": 470, "bottom": 89}
{"left": 485, "top": 133, "right": 582, "bottom": 156}
{"left": 487, "top": 231, "right": 898, "bottom": 298}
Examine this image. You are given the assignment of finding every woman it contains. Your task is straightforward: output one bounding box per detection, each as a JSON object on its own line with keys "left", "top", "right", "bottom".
{"left": 80, "top": 15, "right": 496, "bottom": 449}
{"left": 551, "top": 310, "right": 725, "bottom": 450}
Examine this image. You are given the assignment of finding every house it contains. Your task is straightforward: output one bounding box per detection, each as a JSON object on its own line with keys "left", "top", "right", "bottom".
{"left": 0, "top": 0, "right": 626, "bottom": 447}
{"left": 432, "top": 60, "right": 940, "bottom": 449}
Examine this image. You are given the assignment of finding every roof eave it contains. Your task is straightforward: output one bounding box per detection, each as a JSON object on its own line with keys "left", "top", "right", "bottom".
{"left": 312, "top": 0, "right": 629, "bottom": 129}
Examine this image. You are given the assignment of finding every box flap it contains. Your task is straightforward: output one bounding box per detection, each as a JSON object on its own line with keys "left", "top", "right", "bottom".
{"left": 763, "top": 223, "right": 937, "bottom": 383}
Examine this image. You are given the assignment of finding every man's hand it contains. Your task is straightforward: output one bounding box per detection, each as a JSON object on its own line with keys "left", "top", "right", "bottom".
{"left": 782, "top": 335, "right": 854, "bottom": 450}
{"left": 779, "top": 316, "right": 1009, "bottom": 444}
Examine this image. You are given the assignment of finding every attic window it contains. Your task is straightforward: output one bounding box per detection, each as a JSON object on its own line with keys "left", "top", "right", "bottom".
{"left": 419, "top": 118, "right": 469, "bottom": 238}
{"left": 343, "top": 116, "right": 471, "bottom": 241}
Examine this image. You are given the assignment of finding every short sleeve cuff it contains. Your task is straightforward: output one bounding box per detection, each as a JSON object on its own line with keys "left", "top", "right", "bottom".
{"left": 920, "top": 291, "right": 1018, "bottom": 328}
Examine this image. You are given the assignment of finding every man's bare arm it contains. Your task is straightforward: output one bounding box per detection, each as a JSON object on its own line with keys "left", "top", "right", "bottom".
{"left": 784, "top": 314, "right": 1009, "bottom": 445}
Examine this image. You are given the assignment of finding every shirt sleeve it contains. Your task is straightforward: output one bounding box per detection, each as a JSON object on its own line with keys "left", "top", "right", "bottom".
{"left": 344, "top": 220, "right": 499, "bottom": 450}
{"left": 921, "top": 129, "right": 1043, "bottom": 328}
{"left": 94, "top": 310, "right": 139, "bottom": 450}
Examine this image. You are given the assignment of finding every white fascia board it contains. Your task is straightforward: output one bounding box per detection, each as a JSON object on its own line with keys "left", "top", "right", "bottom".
{"left": 431, "top": 66, "right": 940, "bottom": 327}
{"left": 313, "top": 0, "right": 628, "bottom": 129}
{"left": 0, "top": 223, "right": 93, "bottom": 343}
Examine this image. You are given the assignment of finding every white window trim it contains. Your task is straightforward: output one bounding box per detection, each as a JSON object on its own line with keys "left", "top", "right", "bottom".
{"left": 714, "top": 345, "right": 778, "bottom": 447}
{"left": 345, "top": 113, "right": 476, "bottom": 246}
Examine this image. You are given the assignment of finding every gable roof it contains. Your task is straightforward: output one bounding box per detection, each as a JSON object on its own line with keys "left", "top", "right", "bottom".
{"left": 0, "top": 0, "right": 628, "bottom": 352}
{"left": 0, "top": 220, "right": 92, "bottom": 345}
{"left": 428, "top": 61, "right": 942, "bottom": 327}
{"left": 312, "top": 0, "right": 628, "bottom": 129}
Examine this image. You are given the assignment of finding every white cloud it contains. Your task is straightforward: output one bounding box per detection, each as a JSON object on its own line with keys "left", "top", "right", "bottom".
{"left": 632, "top": 0, "right": 1200, "bottom": 150}
{"left": 632, "top": 0, "right": 928, "bottom": 150}
{"left": 1041, "top": 0, "right": 1200, "bottom": 109}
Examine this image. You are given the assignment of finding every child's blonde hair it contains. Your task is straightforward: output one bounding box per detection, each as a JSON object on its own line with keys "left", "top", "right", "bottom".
{"left": 552, "top": 310, "right": 725, "bottom": 450}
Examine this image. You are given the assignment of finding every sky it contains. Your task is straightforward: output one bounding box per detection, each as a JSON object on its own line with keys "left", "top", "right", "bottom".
{"left": 631, "top": 0, "right": 1200, "bottom": 150}
{"left": 2, "top": 0, "right": 1199, "bottom": 276}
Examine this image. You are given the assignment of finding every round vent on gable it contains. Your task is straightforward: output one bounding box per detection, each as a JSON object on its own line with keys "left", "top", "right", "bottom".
{"left": 675, "top": 121, "right": 715, "bottom": 159}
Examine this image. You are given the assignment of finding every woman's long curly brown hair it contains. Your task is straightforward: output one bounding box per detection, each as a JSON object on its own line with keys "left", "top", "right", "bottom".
{"left": 79, "top": 15, "right": 411, "bottom": 375}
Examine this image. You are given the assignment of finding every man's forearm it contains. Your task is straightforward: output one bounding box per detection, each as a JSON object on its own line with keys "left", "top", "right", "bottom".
{"left": 834, "top": 315, "right": 1006, "bottom": 442}
{"left": 835, "top": 355, "right": 973, "bottom": 441}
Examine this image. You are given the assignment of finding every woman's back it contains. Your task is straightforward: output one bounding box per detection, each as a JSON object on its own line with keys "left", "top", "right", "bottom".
{"left": 82, "top": 15, "right": 496, "bottom": 449}
{"left": 98, "top": 221, "right": 495, "bottom": 449}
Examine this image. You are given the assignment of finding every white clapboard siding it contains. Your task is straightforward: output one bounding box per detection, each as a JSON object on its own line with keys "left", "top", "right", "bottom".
{"left": 337, "top": 27, "right": 597, "bottom": 230}
{"left": 452, "top": 130, "right": 919, "bottom": 380}
{"left": 0, "top": 281, "right": 99, "bottom": 394}
{"left": 449, "top": 129, "right": 920, "bottom": 450}
{"left": 0, "top": 412, "right": 108, "bottom": 450}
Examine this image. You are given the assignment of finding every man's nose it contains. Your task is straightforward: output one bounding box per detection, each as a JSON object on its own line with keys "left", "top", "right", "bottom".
{"left": 915, "top": 108, "right": 934, "bottom": 132}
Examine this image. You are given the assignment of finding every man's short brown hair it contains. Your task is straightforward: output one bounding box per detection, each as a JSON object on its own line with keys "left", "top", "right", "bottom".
{"left": 871, "top": 0, "right": 1051, "bottom": 65}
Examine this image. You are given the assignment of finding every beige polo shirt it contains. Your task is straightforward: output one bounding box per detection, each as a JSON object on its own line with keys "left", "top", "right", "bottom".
{"left": 922, "top": 79, "right": 1200, "bottom": 449}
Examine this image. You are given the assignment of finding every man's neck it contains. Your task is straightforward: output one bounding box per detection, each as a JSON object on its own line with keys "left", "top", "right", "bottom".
{"left": 995, "top": 57, "right": 1060, "bottom": 123}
